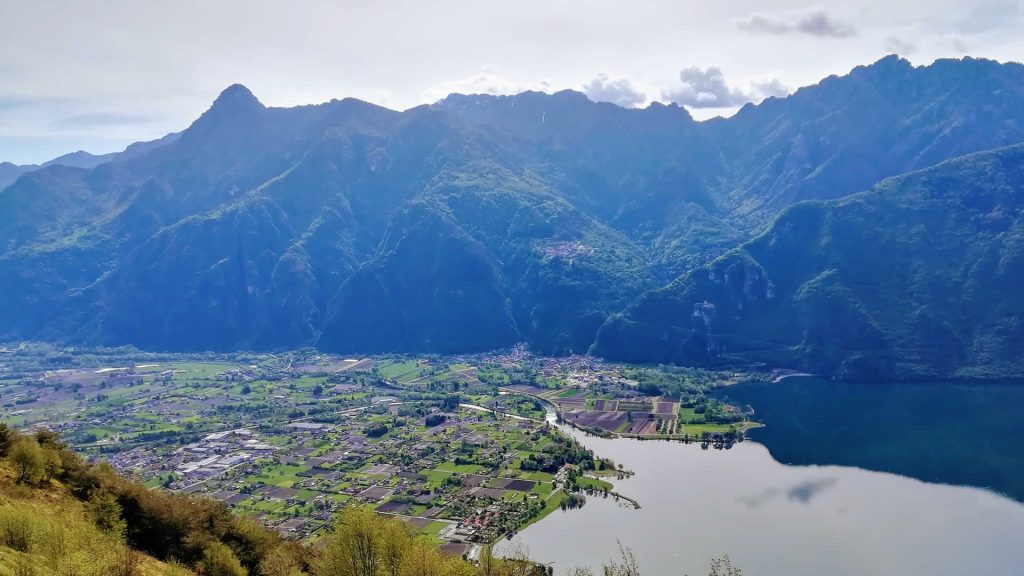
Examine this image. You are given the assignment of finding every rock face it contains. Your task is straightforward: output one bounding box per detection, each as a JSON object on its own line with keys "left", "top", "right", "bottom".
{"left": 1, "top": 56, "right": 1024, "bottom": 380}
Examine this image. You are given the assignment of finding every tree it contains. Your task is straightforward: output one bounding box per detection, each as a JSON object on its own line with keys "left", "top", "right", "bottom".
{"left": 199, "top": 541, "right": 248, "bottom": 576}
{"left": 41, "top": 447, "right": 63, "bottom": 482}
{"left": 34, "top": 429, "right": 64, "bottom": 449}
{"left": 478, "top": 544, "right": 498, "bottom": 576}
{"left": 315, "top": 508, "right": 382, "bottom": 576}
{"left": 307, "top": 500, "right": 489, "bottom": 576}
{"left": 10, "top": 439, "right": 45, "bottom": 484}
{"left": 397, "top": 540, "right": 443, "bottom": 576}
{"left": 493, "top": 543, "right": 538, "bottom": 576}
{"left": 365, "top": 423, "right": 388, "bottom": 438}
{"left": 89, "top": 490, "right": 127, "bottom": 536}
{"left": 258, "top": 549, "right": 304, "bottom": 576}
{"left": 707, "top": 555, "right": 741, "bottom": 576}
{"left": 379, "top": 515, "right": 413, "bottom": 576}
{"left": 439, "top": 558, "right": 476, "bottom": 576}
{"left": 598, "top": 542, "right": 639, "bottom": 576}
{"left": 0, "top": 422, "right": 17, "bottom": 457}
{"left": 225, "top": 517, "right": 278, "bottom": 571}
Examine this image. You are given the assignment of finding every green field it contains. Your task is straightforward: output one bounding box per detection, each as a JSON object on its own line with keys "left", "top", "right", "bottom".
{"left": 435, "top": 462, "right": 485, "bottom": 474}
{"left": 522, "top": 491, "right": 568, "bottom": 529}
{"left": 163, "top": 361, "right": 239, "bottom": 379}
{"left": 576, "top": 476, "right": 613, "bottom": 492}
{"left": 0, "top": 347, "right": 754, "bottom": 545}
{"left": 377, "top": 360, "right": 425, "bottom": 382}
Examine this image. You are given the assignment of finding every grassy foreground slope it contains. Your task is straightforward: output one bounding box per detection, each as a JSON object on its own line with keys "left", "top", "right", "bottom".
{"left": 0, "top": 424, "right": 611, "bottom": 576}
{"left": 0, "top": 422, "right": 742, "bottom": 576}
{"left": 0, "top": 440, "right": 192, "bottom": 575}
{"left": 0, "top": 484, "right": 191, "bottom": 576}
{"left": 0, "top": 424, "right": 475, "bottom": 576}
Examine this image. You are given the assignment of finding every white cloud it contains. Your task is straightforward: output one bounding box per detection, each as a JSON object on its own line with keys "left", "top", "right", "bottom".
{"left": 1, "top": 0, "right": 1022, "bottom": 163}
{"left": 885, "top": 37, "right": 917, "bottom": 55}
{"left": 421, "top": 68, "right": 554, "bottom": 103}
{"left": 752, "top": 78, "right": 791, "bottom": 100}
{"left": 955, "top": 0, "right": 1022, "bottom": 34}
{"left": 662, "top": 67, "right": 790, "bottom": 109}
{"left": 739, "top": 8, "right": 856, "bottom": 38}
{"left": 581, "top": 73, "right": 648, "bottom": 107}
{"left": 662, "top": 67, "right": 749, "bottom": 108}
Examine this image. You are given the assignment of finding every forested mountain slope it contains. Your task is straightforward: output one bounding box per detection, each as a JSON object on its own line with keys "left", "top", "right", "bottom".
{"left": 593, "top": 144, "right": 1024, "bottom": 380}
{"left": 1, "top": 56, "right": 1023, "bottom": 379}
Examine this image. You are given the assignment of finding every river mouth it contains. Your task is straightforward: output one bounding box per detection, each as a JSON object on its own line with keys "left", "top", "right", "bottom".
{"left": 503, "top": 379, "right": 1024, "bottom": 576}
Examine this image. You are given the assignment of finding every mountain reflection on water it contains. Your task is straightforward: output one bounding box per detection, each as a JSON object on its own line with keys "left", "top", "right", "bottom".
{"left": 504, "top": 378, "right": 1024, "bottom": 576}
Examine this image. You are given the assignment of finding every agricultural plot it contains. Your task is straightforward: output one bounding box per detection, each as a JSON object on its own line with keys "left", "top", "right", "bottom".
{"left": 534, "top": 388, "right": 681, "bottom": 437}
{"left": 563, "top": 409, "right": 628, "bottom": 431}
{"left": 1, "top": 346, "right": 753, "bottom": 546}
{"left": 507, "top": 377, "right": 746, "bottom": 440}
{"left": 501, "top": 384, "right": 549, "bottom": 396}
{"left": 626, "top": 417, "right": 658, "bottom": 435}
{"left": 490, "top": 478, "right": 537, "bottom": 491}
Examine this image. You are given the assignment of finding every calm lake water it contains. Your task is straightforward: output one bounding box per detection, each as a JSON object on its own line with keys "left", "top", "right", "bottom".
{"left": 504, "top": 378, "right": 1024, "bottom": 575}
{"left": 725, "top": 377, "right": 1024, "bottom": 501}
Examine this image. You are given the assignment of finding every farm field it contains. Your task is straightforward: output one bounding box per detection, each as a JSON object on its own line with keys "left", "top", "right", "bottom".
{"left": 0, "top": 345, "right": 755, "bottom": 548}
{"left": 501, "top": 376, "right": 748, "bottom": 440}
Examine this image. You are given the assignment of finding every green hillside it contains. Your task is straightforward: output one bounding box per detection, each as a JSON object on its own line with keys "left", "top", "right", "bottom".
{"left": 2, "top": 56, "right": 1024, "bottom": 380}
{"left": 593, "top": 144, "right": 1024, "bottom": 380}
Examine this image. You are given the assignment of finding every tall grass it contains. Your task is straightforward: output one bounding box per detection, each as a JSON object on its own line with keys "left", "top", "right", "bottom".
{"left": 0, "top": 501, "right": 149, "bottom": 576}
{"left": 0, "top": 505, "right": 44, "bottom": 552}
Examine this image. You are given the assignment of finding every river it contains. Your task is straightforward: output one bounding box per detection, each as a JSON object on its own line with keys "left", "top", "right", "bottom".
{"left": 502, "top": 378, "right": 1024, "bottom": 575}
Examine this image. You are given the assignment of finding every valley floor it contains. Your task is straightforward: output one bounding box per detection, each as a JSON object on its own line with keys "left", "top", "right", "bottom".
{"left": 0, "top": 345, "right": 755, "bottom": 546}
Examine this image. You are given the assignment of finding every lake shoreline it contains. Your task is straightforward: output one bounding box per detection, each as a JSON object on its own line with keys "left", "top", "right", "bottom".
{"left": 503, "top": 409, "right": 1024, "bottom": 576}
{"left": 770, "top": 371, "right": 816, "bottom": 383}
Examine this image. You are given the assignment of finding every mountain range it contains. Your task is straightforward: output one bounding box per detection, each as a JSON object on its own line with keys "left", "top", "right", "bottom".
{"left": 0, "top": 131, "right": 181, "bottom": 191}
{"left": 1, "top": 55, "right": 1023, "bottom": 381}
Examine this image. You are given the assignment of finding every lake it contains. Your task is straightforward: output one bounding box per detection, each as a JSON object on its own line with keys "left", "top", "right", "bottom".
{"left": 503, "top": 378, "right": 1024, "bottom": 575}
{"left": 724, "top": 376, "right": 1024, "bottom": 501}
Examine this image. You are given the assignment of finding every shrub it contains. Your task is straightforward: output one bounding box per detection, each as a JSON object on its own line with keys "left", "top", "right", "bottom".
{"left": 10, "top": 440, "right": 46, "bottom": 485}
{"left": 0, "top": 505, "right": 39, "bottom": 552}
{"left": 199, "top": 541, "right": 248, "bottom": 576}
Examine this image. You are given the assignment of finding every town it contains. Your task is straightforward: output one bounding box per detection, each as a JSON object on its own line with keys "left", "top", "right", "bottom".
{"left": 0, "top": 344, "right": 754, "bottom": 555}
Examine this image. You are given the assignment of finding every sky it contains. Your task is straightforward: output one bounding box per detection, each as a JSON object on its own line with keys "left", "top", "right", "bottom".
{"left": 1, "top": 0, "right": 1022, "bottom": 164}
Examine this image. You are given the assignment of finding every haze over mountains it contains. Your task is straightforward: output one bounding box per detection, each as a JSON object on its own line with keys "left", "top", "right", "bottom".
{"left": 0, "top": 132, "right": 181, "bottom": 191}
{"left": 2, "top": 55, "right": 1023, "bottom": 381}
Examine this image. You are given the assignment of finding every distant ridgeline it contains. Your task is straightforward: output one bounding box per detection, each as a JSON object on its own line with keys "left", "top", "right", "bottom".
{"left": 1, "top": 55, "right": 1023, "bottom": 381}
